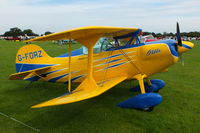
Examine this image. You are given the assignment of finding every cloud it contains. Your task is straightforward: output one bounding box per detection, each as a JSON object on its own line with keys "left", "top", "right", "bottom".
{"left": 0, "top": 0, "right": 200, "bottom": 34}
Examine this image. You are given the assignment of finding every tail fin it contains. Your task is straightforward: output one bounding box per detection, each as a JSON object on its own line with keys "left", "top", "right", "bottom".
{"left": 16, "top": 44, "right": 53, "bottom": 73}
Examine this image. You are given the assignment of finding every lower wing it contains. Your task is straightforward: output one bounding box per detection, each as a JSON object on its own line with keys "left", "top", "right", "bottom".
{"left": 32, "top": 76, "right": 127, "bottom": 108}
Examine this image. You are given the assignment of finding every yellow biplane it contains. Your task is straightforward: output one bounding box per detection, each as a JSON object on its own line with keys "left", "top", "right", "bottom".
{"left": 9, "top": 23, "right": 194, "bottom": 111}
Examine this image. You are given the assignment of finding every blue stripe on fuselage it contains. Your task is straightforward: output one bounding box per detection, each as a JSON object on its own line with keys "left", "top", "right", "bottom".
{"left": 40, "top": 69, "right": 61, "bottom": 77}
{"left": 104, "top": 62, "right": 127, "bottom": 70}
{"left": 64, "top": 75, "right": 85, "bottom": 84}
{"left": 104, "top": 59, "right": 122, "bottom": 64}
{"left": 48, "top": 73, "right": 68, "bottom": 82}
{"left": 95, "top": 53, "right": 124, "bottom": 61}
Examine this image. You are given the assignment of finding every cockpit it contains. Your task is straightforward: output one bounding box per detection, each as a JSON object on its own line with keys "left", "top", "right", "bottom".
{"left": 82, "top": 38, "right": 114, "bottom": 54}
{"left": 57, "top": 29, "right": 143, "bottom": 57}
{"left": 82, "top": 29, "right": 143, "bottom": 54}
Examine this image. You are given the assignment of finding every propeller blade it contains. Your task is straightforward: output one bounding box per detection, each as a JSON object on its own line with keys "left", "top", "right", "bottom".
{"left": 176, "top": 22, "right": 182, "bottom": 46}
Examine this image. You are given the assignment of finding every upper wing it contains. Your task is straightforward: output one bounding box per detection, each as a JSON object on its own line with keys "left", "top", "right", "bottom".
{"left": 26, "top": 26, "right": 139, "bottom": 47}
{"left": 32, "top": 76, "right": 127, "bottom": 108}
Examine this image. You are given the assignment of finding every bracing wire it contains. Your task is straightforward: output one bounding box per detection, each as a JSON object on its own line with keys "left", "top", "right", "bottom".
{"left": 101, "top": 50, "right": 114, "bottom": 86}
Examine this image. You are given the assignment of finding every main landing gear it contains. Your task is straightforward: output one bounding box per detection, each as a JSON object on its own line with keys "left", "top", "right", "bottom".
{"left": 118, "top": 74, "right": 165, "bottom": 111}
{"left": 130, "top": 79, "right": 165, "bottom": 93}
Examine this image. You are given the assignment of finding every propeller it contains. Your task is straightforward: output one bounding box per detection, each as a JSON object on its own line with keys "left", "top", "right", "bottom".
{"left": 176, "top": 22, "right": 182, "bottom": 46}
{"left": 175, "top": 22, "right": 182, "bottom": 52}
{"left": 176, "top": 22, "right": 184, "bottom": 66}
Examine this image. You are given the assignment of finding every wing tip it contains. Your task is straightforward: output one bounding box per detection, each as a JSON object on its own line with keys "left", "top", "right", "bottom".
{"left": 31, "top": 104, "right": 44, "bottom": 108}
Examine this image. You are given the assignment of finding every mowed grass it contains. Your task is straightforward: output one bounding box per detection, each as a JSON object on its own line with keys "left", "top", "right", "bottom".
{"left": 0, "top": 40, "right": 199, "bottom": 133}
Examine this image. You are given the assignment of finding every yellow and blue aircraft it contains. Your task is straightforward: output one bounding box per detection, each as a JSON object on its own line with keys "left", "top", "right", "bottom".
{"left": 9, "top": 23, "right": 194, "bottom": 111}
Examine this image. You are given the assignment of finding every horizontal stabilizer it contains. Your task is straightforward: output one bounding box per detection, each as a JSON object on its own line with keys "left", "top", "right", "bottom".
{"left": 9, "top": 66, "right": 52, "bottom": 80}
{"left": 32, "top": 76, "right": 127, "bottom": 108}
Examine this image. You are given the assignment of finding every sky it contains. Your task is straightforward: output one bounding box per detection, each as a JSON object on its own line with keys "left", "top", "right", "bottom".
{"left": 0, "top": 0, "right": 200, "bottom": 34}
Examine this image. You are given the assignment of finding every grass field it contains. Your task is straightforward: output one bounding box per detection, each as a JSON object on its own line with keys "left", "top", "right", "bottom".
{"left": 0, "top": 40, "right": 199, "bottom": 133}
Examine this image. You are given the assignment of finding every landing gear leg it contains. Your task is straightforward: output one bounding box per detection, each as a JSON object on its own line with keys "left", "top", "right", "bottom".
{"left": 146, "top": 78, "right": 152, "bottom": 86}
{"left": 145, "top": 78, "right": 159, "bottom": 92}
{"left": 134, "top": 74, "right": 146, "bottom": 94}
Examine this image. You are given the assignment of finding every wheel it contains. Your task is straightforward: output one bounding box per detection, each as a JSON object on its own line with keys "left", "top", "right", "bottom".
{"left": 142, "top": 107, "right": 154, "bottom": 112}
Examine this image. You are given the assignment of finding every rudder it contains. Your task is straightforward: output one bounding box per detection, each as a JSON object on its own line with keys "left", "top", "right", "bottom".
{"left": 16, "top": 44, "right": 53, "bottom": 73}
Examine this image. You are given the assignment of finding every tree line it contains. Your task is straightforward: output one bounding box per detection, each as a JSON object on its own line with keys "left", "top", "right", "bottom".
{"left": 1, "top": 27, "right": 200, "bottom": 38}
{"left": 143, "top": 31, "right": 200, "bottom": 38}
{"left": 1, "top": 27, "right": 52, "bottom": 37}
